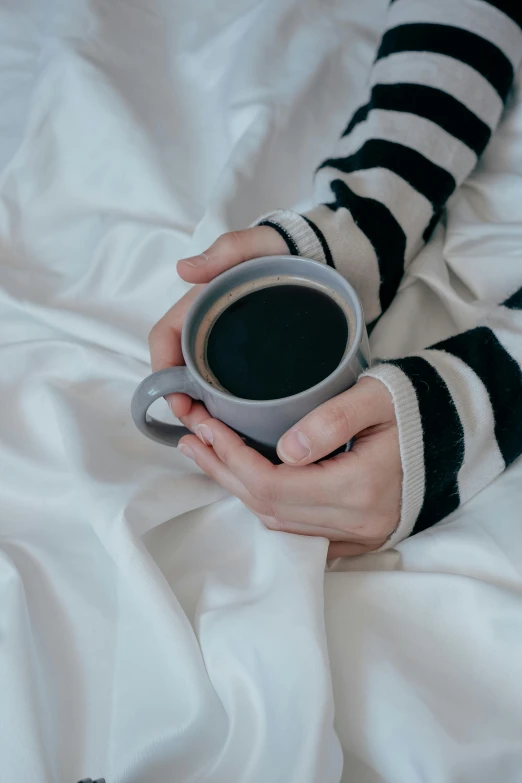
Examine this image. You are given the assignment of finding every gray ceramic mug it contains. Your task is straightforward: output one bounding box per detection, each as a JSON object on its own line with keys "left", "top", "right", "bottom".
{"left": 131, "top": 255, "right": 370, "bottom": 452}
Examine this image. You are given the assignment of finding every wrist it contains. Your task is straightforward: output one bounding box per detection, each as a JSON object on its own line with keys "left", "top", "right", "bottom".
{"left": 256, "top": 210, "right": 328, "bottom": 263}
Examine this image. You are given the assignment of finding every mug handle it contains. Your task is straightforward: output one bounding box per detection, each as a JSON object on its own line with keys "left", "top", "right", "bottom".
{"left": 131, "top": 367, "right": 202, "bottom": 447}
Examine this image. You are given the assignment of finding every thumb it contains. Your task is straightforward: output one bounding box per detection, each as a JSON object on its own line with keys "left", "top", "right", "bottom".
{"left": 276, "top": 377, "right": 394, "bottom": 465}
{"left": 177, "top": 226, "right": 289, "bottom": 283}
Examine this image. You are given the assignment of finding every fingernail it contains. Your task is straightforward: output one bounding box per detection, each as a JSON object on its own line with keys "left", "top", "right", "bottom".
{"left": 278, "top": 430, "right": 310, "bottom": 463}
{"left": 178, "top": 443, "right": 195, "bottom": 461}
{"left": 196, "top": 424, "right": 213, "bottom": 446}
{"left": 179, "top": 253, "right": 209, "bottom": 268}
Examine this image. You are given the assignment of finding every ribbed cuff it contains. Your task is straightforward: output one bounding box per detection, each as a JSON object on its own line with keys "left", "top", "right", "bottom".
{"left": 255, "top": 210, "right": 327, "bottom": 264}
{"left": 362, "top": 363, "right": 426, "bottom": 549}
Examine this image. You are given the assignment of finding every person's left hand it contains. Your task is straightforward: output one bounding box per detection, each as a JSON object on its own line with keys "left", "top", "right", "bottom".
{"left": 176, "top": 376, "right": 402, "bottom": 558}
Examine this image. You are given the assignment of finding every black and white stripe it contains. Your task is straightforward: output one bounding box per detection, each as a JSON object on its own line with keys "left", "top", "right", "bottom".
{"left": 387, "top": 0, "right": 522, "bottom": 72}
{"left": 434, "top": 326, "right": 522, "bottom": 467}
{"left": 418, "top": 348, "right": 504, "bottom": 505}
{"left": 326, "top": 179, "right": 407, "bottom": 316}
{"left": 257, "top": 2, "right": 522, "bottom": 541}
{"left": 388, "top": 355, "right": 465, "bottom": 533}
{"left": 362, "top": 362, "right": 425, "bottom": 546}
{"left": 337, "top": 107, "right": 478, "bottom": 178}
{"left": 376, "top": 23, "right": 514, "bottom": 102}
{"left": 261, "top": 0, "right": 521, "bottom": 324}
{"left": 320, "top": 140, "right": 456, "bottom": 211}
{"left": 342, "top": 83, "right": 492, "bottom": 156}
{"left": 504, "top": 285, "right": 522, "bottom": 310}
{"left": 366, "top": 316, "right": 522, "bottom": 541}
{"left": 258, "top": 219, "right": 300, "bottom": 257}
{"left": 371, "top": 51, "right": 505, "bottom": 131}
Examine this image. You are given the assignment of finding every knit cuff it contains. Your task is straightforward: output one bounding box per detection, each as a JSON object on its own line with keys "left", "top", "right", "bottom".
{"left": 256, "top": 210, "right": 329, "bottom": 264}
{"left": 362, "top": 363, "right": 426, "bottom": 549}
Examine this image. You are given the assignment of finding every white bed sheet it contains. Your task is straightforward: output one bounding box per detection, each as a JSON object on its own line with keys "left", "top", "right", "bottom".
{"left": 0, "top": 1, "right": 521, "bottom": 781}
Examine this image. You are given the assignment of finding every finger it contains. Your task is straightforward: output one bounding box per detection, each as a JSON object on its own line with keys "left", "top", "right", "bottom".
{"left": 254, "top": 507, "right": 389, "bottom": 548}
{"left": 277, "top": 376, "right": 394, "bottom": 465}
{"left": 149, "top": 285, "right": 203, "bottom": 371}
{"left": 177, "top": 435, "right": 336, "bottom": 528}
{"left": 177, "top": 435, "right": 250, "bottom": 500}
{"left": 179, "top": 402, "right": 214, "bottom": 432}
{"left": 193, "top": 416, "right": 347, "bottom": 507}
{"left": 261, "top": 506, "right": 349, "bottom": 536}
{"left": 256, "top": 513, "right": 351, "bottom": 539}
{"left": 177, "top": 226, "right": 288, "bottom": 284}
{"left": 252, "top": 513, "right": 337, "bottom": 538}
{"left": 148, "top": 286, "right": 204, "bottom": 417}
{"left": 179, "top": 432, "right": 389, "bottom": 548}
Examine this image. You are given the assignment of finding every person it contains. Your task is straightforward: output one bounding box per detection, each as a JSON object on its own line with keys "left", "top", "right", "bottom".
{"left": 149, "top": 0, "right": 522, "bottom": 558}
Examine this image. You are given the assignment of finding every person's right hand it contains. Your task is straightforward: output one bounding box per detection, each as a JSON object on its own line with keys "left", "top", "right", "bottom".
{"left": 148, "top": 226, "right": 289, "bottom": 419}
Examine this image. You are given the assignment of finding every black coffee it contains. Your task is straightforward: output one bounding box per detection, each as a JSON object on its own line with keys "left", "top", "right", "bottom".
{"left": 206, "top": 284, "right": 348, "bottom": 400}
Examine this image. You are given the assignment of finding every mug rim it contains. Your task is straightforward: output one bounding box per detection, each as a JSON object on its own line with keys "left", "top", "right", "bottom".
{"left": 181, "top": 255, "right": 365, "bottom": 408}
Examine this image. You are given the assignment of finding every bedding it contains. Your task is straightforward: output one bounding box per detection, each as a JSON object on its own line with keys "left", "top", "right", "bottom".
{"left": 0, "top": 0, "right": 521, "bottom": 780}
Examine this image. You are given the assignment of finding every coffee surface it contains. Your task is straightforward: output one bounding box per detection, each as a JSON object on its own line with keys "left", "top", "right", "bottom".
{"left": 206, "top": 284, "right": 348, "bottom": 400}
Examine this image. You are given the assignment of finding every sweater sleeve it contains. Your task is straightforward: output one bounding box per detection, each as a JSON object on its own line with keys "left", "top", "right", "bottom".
{"left": 258, "top": 0, "right": 522, "bottom": 324}
{"left": 258, "top": 0, "right": 522, "bottom": 544}
{"left": 364, "top": 289, "right": 522, "bottom": 548}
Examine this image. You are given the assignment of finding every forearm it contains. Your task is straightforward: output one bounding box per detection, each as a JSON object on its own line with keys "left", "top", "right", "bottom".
{"left": 259, "top": 0, "right": 522, "bottom": 323}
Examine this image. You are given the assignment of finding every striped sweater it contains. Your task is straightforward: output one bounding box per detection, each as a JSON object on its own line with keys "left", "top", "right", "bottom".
{"left": 258, "top": 0, "right": 522, "bottom": 547}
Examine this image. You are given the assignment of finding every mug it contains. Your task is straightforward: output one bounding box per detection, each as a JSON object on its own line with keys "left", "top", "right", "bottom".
{"left": 131, "top": 255, "right": 370, "bottom": 452}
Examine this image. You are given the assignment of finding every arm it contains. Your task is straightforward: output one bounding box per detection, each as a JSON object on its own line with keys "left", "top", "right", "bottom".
{"left": 255, "top": 0, "right": 522, "bottom": 546}
{"left": 364, "top": 289, "right": 522, "bottom": 546}
{"left": 149, "top": 0, "right": 522, "bottom": 554}
{"left": 258, "top": 0, "right": 522, "bottom": 324}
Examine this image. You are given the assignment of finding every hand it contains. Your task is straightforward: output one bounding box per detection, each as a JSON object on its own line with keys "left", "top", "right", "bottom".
{"left": 176, "top": 376, "right": 402, "bottom": 558}
{"left": 148, "top": 226, "right": 288, "bottom": 417}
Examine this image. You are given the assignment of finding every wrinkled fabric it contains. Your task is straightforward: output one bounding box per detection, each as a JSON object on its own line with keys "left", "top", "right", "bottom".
{"left": 0, "top": 0, "right": 521, "bottom": 782}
